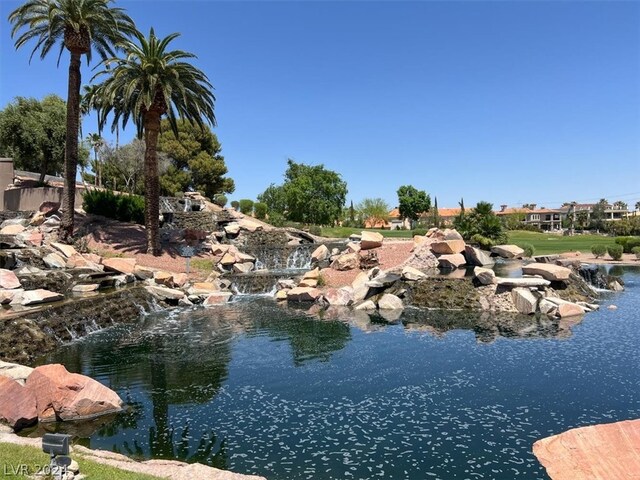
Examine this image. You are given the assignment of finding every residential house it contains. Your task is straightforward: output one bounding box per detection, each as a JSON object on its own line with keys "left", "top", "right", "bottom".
{"left": 496, "top": 204, "right": 563, "bottom": 231}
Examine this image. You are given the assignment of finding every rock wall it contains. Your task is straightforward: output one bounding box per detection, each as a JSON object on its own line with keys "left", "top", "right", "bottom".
{"left": 0, "top": 287, "right": 155, "bottom": 365}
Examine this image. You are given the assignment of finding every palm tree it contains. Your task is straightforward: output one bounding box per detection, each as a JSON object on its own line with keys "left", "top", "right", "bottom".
{"left": 93, "top": 28, "right": 216, "bottom": 255}
{"left": 9, "top": 0, "right": 135, "bottom": 242}
{"left": 86, "top": 132, "right": 104, "bottom": 186}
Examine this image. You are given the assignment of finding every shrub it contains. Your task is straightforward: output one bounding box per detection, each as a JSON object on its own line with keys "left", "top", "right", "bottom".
{"left": 518, "top": 243, "right": 535, "bottom": 257}
{"left": 412, "top": 228, "right": 428, "bottom": 237}
{"left": 267, "top": 211, "right": 286, "bottom": 227}
{"left": 212, "top": 194, "right": 228, "bottom": 207}
{"left": 591, "top": 244, "right": 607, "bottom": 258}
{"left": 471, "top": 233, "right": 495, "bottom": 250}
{"left": 254, "top": 202, "right": 268, "bottom": 220}
{"left": 308, "top": 225, "right": 322, "bottom": 236}
{"left": 238, "top": 199, "right": 254, "bottom": 215}
{"left": 632, "top": 246, "right": 640, "bottom": 259}
{"left": 83, "top": 190, "right": 144, "bottom": 225}
{"left": 230, "top": 200, "right": 239, "bottom": 210}
{"left": 614, "top": 236, "right": 640, "bottom": 253}
{"left": 607, "top": 244, "right": 623, "bottom": 261}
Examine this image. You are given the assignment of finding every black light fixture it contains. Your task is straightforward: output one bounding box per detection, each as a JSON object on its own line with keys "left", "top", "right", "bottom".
{"left": 42, "top": 433, "right": 72, "bottom": 480}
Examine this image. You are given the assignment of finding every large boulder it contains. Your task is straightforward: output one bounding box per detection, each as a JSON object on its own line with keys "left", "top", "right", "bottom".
{"left": 66, "top": 254, "right": 102, "bottom": 270}
{"left": 522, "top": 263, "right": 572, "bottom": 282}
{"left": 21, "top": 289, "right": 63, "bottom": 306}
{"left": 145, "top": 285, "right": 185, "bottom": 301}
{"left": 464, "top": 245, "right": 494, "bottom": 266}
{"left": 352, "top": 271, "right": 370, "bottom": 302}
{"left": 223, "top": 223, "right": 241, "bottom": 236}
{"left": 133, "top": 265, "right": 156, "bottom": 281}
{"left": 474, "top": 267, "right": 496, "bottom": 285}
{"left": 0, "top": 269, "right": 21, "bottom": 289}
{"left": 378, "top": 293, "right": 404, "bottom": 310}
{"left": 360, "top": 231, "right": 384, "bottom": 250}
{"left": 0, "top": 361, "right": 33, "bottom": 385}
{"left": 438, "top": 253, "right": 466, "bottom": 269}
{"left": 557, "top": 302, "right": 586, "bottom": 318}
{"left": 25, "top": 364, "right": 123, "bottom": 422}
{"left": 233, "top": 262, "right": 254, "bottom": 274}
{"left": 311, "top": 244, "right": 329, "bottom": 263}
{"left": 43, "top": 252, "right": 66, "bottom": 269}
{"left": 402, "top": 266, "right": 427, "bottom": 281}
{"left": 50, "top": 242, "right": 78, "bottom": 259}
{"left": 430, "top": 239, "right": 466, "bottom": 255}
{"left": 102, "top": 257, "right": 136, "bottom": 275}
{"left": 491, "top": 245, "right": 525, "bottom": 259}
{"left": 331, "top": 252, "right": 359, "bottom": 271}
{"left": 38, "top": 201, "right": 60, "bottom": 215}
{"left": 442, "top": 228, "right": 463, "bottom": 240}
{"left": 366, "top": 271, "right": 401, "bottom": 288}
{"left": 511, "top": 288, "right": 538, "bottom": 315}
{"left": 203, "top": 292, "right": 232, "bottom": 305}
{"left": 287, "top": 287, "right": 322, "bottom": 302}
{"left": 0, "top": 376, "right": 37, "bottom": 430}
{"left": 0, "top": 224, "right": 25, "bottom": 235}
{"left": 220, "top": 252, "right": 236, "bottom": 266}
{"left": 238, "top": 218, "right": 263, "bottom": 233}
{"left": 154, "top": 271, "right": 174, "bottom": 287}
{"left": 323, "top": 287, "right": 354, "bottom": 306}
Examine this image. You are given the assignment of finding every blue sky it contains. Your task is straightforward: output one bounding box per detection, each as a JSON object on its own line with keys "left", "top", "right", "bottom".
{"left": 1, "top": 0, "right": 639, "bottom": 210}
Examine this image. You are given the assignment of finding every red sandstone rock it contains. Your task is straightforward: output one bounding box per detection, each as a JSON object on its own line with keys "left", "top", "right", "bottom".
{"left": 533, "top": 419, "right": 640, "bottom": 480}
{"left": 430, "top": 239, "right": 466, "bottom": 255}
{"left": 25, "top": 364, "right": 123, "bottom": 422}
{"left": 38, "top": 201, "right": 60, "bottom": 215}
{"left": 0, "top": 269, "right": 21, "bottom": 289}
{"left": 102, "top": 257, "right": 136, "bottom": 275}
{"left": 0, "top": 376, "right": 37, "bottom": 430}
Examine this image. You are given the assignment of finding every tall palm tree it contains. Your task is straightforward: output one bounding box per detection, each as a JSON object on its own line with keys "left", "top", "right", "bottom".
{"left": 86, "top": 132, "right": 104, "bottom": 186}
{"left": 94, "top": 28, "right": 216, "bottom": 255}
{"left": 9, "top": 0, "right": 135, "bottom": 242}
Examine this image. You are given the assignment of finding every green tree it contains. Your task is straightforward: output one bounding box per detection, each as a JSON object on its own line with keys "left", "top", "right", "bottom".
{"left": 357, "top": 198, "right": 390, "bottom": 226}
{"left": 9, "top": 0, "right": 136, "bottom": 241}
{"left": 94, "top": 28, "right": 216, "bottom": 255}
{"left": 157, "top": 119, "right": 234, "bottom": 198}
{"left": 0, "top": 94, "right": 66, "bottom": 183}
{"left": 397, "top": 185, "right": 431, "bottom": 223}
{"left": 455, "top": 201, "right": 505, "bottom": 242}
{"left": 100, "top": 139, "right": 145, "bottom": 193}
{"left": 282, "top": 159, "right": 347, "bottom": 225}
{"left": 254, "top": 202, "right": 267, "bottom": 220}
{"left": 86, "top": 132, "right": 104, "bottom": 186}
{"left": 590, "top": 199, "right": 608, "bottom": 231}
{"left": 238, "top": 199, "right": 254, "bottom": 215}
{"left": 257, "top": 184, "right": 287, "bottom": 215}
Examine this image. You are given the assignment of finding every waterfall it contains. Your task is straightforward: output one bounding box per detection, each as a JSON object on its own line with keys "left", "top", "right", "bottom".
{"left": 251, "top": 245, "right": 313, "bottom": 271}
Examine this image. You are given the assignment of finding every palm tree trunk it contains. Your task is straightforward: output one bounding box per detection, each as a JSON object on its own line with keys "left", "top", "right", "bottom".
{"left": 60, "top": 51, "right": 82, "bottom": 242}
{"left": 144, "top": 111, "right": 161, "bottom": 255}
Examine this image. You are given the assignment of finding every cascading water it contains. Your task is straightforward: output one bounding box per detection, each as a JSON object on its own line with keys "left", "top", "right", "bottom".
{"left": 252, "top": 244, "right": 314, "bottom": 271}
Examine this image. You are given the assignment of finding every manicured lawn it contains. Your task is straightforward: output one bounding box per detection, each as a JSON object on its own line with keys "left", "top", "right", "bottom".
{"left": 321, "top": 227, "right": 415, "bottom": 238}
{"left": 507, "top": 230, "right": 616, "bottom": 255}
{"left": 0, "top": 442, "right": 162, "bottom": 479}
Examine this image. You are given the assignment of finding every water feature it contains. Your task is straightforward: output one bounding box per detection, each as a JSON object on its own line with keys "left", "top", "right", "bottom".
{"left": 32, "top": 267, "right": 640, "bottom": 480}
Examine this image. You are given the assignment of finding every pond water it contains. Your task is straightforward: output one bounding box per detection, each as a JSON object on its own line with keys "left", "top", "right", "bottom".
{"left": 36, "top": 267, "right": 640, "bottom": 480}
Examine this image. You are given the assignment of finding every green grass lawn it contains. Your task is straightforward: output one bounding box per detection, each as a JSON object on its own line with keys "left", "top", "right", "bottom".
{"left": 320, "top": 227, "right": 415, "bottom": 238}
{"left": 507, "top": 230, "right": 616, "bottom": 255}
{"left": 0, "top": 442, "right": 162, "bottom": 479}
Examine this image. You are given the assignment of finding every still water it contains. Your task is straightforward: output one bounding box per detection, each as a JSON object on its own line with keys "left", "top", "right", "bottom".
{"left": 39, "top": 267, "right": 640, "bottom": 479}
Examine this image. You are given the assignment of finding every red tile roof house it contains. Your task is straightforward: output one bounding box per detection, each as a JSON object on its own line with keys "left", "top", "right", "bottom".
{"left": 496, "top": 204, "right": 563, "bottom": 231}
